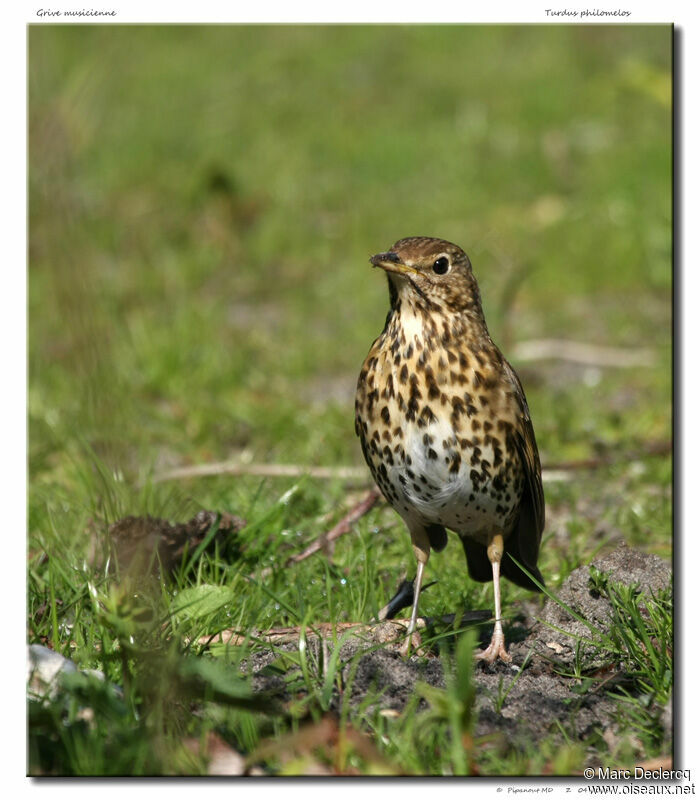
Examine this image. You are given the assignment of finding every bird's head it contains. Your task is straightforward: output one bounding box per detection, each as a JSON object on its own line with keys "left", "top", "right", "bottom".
{"left": 370, "top": 236, "right": 482, "bottom": 317}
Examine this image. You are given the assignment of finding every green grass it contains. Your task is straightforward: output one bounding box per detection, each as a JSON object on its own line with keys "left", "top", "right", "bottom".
{"left": 28, "top": 24, "right": 672, "bottom": 775}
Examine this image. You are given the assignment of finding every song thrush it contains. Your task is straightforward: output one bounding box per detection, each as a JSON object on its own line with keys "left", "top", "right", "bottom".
{"left": 355, "top": 236, "right": 545, "bottom": 662}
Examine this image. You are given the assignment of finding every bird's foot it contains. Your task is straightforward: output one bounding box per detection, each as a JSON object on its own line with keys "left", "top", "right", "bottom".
{"left": 399, "top": 629, "right": 423, "bottom": 658}
{"left": 474, "top": 634, "right": 512, "bottom": 664}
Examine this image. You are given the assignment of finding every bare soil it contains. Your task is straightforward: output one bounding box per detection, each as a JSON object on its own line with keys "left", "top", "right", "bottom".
{"left": 245, "top": 543, "right": 671, "bottom": 756}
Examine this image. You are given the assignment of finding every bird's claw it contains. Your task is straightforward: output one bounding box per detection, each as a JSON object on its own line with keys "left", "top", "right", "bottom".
{"left": 474, "top": 635, "right": 512, "bottom": 664}
{"left": 399, "top": 629, "right": 423, "bottom": 658}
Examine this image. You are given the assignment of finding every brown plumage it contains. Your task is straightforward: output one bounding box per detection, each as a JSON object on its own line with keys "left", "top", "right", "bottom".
{"left": 355, "top": 236, "right": 544, "bottom": 662}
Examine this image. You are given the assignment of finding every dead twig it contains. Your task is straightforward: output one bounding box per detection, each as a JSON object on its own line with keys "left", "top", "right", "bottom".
{"left": 197, "top": 611, "right": 488, "bottom": 652}
{"left": 543, "top": 440, "right": 671, "bottom": 472}
{"left": 149, "top": 461, "right": 368, "bottom": 485}
{"left": 197, "top": 617, "right": 424, "bottom": 648}
{"left": 150, "top": 437, "right": 671, "bottom": 490}
{"left": 255, "top": 488, "right": 382, "bottom": 579}
{"left": 286, "top": 488, "right": 381, "bottom": 566}
{"left": 512, "top": 339, "right": 655, "bottom": 368}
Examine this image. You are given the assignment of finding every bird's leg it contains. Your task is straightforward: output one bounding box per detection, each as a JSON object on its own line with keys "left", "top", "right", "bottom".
{"left": 475, "top": 533, "right": 512, "bottom": 664}
{"left": 399, "top": 530, "right": 430, "bottom": 657}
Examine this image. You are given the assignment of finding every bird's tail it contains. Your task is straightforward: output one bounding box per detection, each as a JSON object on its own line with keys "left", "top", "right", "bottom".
{"left": 501, "top": 541, "right": 545, "bottom": 591}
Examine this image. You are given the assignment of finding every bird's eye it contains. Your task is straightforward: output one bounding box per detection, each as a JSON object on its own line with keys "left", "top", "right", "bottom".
{"left": 432, "top": 256, "right": 450, "bottom": 275}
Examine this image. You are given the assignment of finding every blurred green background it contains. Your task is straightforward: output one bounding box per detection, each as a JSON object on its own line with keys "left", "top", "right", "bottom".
{"left": 27, "top": 23, "right": 672, "bottom": 776}
{"left": 29, "top": 24, "right": 671, "bottom": 476}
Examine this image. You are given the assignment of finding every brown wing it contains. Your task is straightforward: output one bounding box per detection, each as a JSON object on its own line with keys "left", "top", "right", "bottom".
{"left": 501, "top": 360, "right": 545, "bottom": 589}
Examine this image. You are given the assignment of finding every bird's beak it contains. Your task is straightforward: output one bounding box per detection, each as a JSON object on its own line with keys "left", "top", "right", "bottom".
{"left": 369, "top": 252, "right": 420, "bottom": 276}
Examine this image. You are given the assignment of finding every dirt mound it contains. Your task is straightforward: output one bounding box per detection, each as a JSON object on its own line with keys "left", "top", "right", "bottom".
{"left": 90, "top": 511, "right": 247, "bottom": 576}
{"left": 525, "top": 541, "right": 671, "bottom": 669}
{"left": 246, "top": 544, "right": 671, "bottom": 750}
